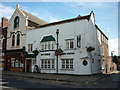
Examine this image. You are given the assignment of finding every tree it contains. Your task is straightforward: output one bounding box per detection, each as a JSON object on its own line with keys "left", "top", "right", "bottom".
{"left": 112, "top": 55, "right": 119, "bottom": 64}
{"left": 112, "top": 55, "right": 120, "bottom": 71}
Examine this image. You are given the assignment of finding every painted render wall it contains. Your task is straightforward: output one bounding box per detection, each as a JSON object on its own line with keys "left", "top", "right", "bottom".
{"left": 26, "top": 17, "right": 102, "bottom": 75}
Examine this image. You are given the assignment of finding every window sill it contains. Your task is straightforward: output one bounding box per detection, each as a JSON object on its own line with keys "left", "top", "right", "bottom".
{"left": 61, "top": 69, "right": 74, "bottom": 71}
{"left": 65, "top": 48, "right": 76, "bottom": 50}
{"left": 11, "top": 46, "right": 16, "bottom": 48}
{"left": 40, "top": 50, "right": 55, "bottom": 52}
{"left": 41, "top": 68, "right": 55, "bottom": 70}
{"left": 11, "top": 46, "right": 20, "bottom": 48}
{"left": 16, "top": 46, "right": 20, "bottom": 48}
{"left": 28, "top": 51, "right": 33, "bottom": 53}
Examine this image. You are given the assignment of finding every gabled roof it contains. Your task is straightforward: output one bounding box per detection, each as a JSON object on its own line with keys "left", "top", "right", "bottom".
{"left": 20, "top": 9, "right": 48, "bottom": 25}
{"left": 95, "top": 24, "right": 109, "bottom": 40}
{"left": 41, "top": 35, "right": 55, "bottom": 42}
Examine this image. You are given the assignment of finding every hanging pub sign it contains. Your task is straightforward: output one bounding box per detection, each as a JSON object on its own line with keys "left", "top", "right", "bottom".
{"left": 55, "top": 48, "right": 63, "bottom": 56}
{"left": 32, "top": 49, "right": 39, "bottom": 56}
{"left": 87, "top": 46, "right": 95, "bottom": 51}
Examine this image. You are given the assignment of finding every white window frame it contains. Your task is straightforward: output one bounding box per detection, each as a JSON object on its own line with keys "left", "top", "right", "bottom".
{"left": 41, "top": 59, "right": 55, "bottom": 69}
{"left": 28, "top": 44, "right": 33, "bottom": 52}
{"left": 41, "top": 41, "right": 55, "bottom": 51}
{"left": 66, "top": 39, "right": 74, "bottom": 49}
{"left": 61, "top": 59, "right": 73, "bottom": 70}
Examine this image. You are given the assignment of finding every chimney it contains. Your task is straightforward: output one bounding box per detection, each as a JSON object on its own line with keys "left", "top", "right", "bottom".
{"left": 1, "top": 17, "right": 8, "bottom": 28}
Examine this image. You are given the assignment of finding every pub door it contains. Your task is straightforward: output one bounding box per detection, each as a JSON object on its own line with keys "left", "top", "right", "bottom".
{"left": 26, "top": 59, "right": 32, "bottom": 72}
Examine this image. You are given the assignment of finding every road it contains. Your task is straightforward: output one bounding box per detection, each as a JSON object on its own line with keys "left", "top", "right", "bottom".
{"left": 1, "top": 75, "right": 71, "bottom": 89}
{"left": 1, "top": 73, "right": 120, "bottom": 89}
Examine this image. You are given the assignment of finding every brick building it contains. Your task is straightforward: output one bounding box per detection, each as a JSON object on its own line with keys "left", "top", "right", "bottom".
{"left": 0, "top": 17, "right": 8, "bottom": 70}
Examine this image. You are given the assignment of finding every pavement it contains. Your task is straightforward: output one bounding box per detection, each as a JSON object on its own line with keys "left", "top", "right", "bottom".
{"left": 1, "top": 70, "right": 119, "bottom": 84}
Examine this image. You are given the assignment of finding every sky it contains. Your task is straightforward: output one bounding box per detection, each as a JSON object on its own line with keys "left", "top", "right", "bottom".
{"left": 0, "top": 1, "right": 119, "bottom": 56}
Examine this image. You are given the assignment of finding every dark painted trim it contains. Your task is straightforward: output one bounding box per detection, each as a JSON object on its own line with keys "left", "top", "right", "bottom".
{"left": 40, "top": 50, "right": 55, "bottom": 52}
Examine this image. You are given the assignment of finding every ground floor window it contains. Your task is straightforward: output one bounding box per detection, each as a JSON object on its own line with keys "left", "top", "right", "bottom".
{"left": 61, "top": 59, "right": 73, "bottom": 70}
{"left": 11, "top": 58, "right": 23, "bottom": 68}
{"left": 41, "top": 59, "right": 55, "bottom": 69}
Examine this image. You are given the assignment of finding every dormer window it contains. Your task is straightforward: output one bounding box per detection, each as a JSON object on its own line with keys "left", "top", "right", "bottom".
{"left": 40, "top": 35, "right": 55, "bottom": 51}
{"left": 14, "top": 16, "right": 19, "bottom": 28}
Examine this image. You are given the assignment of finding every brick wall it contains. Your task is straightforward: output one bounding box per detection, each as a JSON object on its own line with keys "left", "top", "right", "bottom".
{"left": 1, "top": 17, "right": 8, "bottom": 28}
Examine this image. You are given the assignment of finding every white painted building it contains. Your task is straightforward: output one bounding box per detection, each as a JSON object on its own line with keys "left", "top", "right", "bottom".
{"left": 26, "top": 11, "right": 104, "bottom": 75}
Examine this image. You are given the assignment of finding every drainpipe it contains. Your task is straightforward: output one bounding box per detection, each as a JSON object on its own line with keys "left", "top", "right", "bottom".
{"left": 56, "top": 29, "right": 59, "bottom": 74}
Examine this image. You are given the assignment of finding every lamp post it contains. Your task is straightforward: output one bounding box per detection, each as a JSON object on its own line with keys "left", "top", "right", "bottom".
{"left": 56, "top": 29, "right": 59, "bottom": 74}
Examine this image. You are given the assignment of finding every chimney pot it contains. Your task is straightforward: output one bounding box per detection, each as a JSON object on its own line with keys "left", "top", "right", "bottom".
{"left": 1, "top": 17, "right": 8, "bottom": 28}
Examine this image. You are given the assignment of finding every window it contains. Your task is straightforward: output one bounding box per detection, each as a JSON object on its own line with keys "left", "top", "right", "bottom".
{"left": 45, "top": 42, "right": 47, "bottom": 50}
{"left": 41, "top": 41, "right": 55, "bottom": 51}
{"left": 12, "top": 35, "right": 15, "bottom": 46}
{"left": 61, "top": 59, "right": 73, "bottom": 69}
{"left": 41, "top": 43, "right": 44, "bottom": 50}
{"left": 66, "top": 40, "right": 69, "bottom": 49}
{"left": 82, "top": 60, "right": 88, "bottom": 66}
{"left": 70, "top": 40, "right": 74, "bottom": 48}
{"left": 51, "top": 42, "right": 54, "bottom": 50}
{"left": 11, "top": 58, "right": 15, "bottom": 67}
{"left": 48, "top": 42, "right": 51, "bottom": 50}
{"left": 14, "top": 16, "right": 19, "bottom": 28}
{"left": 28, "top": 44, "right": 33, "bottom": 52}
{"left": 11, "top": 58, "right": 23, "bottom": 68}
{"left": 41, "top": 60, "right": 55, "bottom": 69}
{"left": 77, "top": 35, "right": 81, "bottom": 48}
{"left": 17, "top": 33, "right": 20, "bottom": 46}
{"left": 66, "top": 39, "right": 74, "bottom": 49}
{"left": 15, "top": 60, "right": 19, "bottom": 67}
{"left": 52, "top": 60, "right": 54, "bottom": 68}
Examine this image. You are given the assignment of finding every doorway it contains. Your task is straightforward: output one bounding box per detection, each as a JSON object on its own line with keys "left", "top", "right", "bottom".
{"left": 26, "top": 59, "right": 32, "bottom": 72}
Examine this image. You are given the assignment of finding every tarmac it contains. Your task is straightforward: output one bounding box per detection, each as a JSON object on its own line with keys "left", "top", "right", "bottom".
{"left": 1, "top": 70, "right": 117, "bottom": 83}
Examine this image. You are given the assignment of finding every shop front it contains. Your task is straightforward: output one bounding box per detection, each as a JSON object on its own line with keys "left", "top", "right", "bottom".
{"left": 5, "top": 49, "right": 26, "bottom": 72}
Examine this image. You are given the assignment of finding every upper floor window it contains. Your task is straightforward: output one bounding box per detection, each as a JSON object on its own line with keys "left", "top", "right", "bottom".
{"left": 66, "top": 39, "right": 74, "bottom": 49}
{"left": 17, "top": 33, "right": 20, "bottom": 46}
{"left": 40, "top": 35, "right": 55, "bottom": 51}
{"left": 28, "top": 44, "right": 33, "bottom": 52}
{"left": 41, "top": 41, "right": 55, "bottom": 51}
{"left": 77, "top": 35, "right": 81, "bottom": 48}
{"left": 14, "top": 16, "right": 19, "bottom": 28}
{"left": 12, "top": 35, "right": 15, "bottom": 46}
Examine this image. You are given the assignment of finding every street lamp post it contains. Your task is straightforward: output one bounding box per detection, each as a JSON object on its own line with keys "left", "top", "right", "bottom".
{"left": 56, "top": 29, "right": 59, "bottom": 74}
